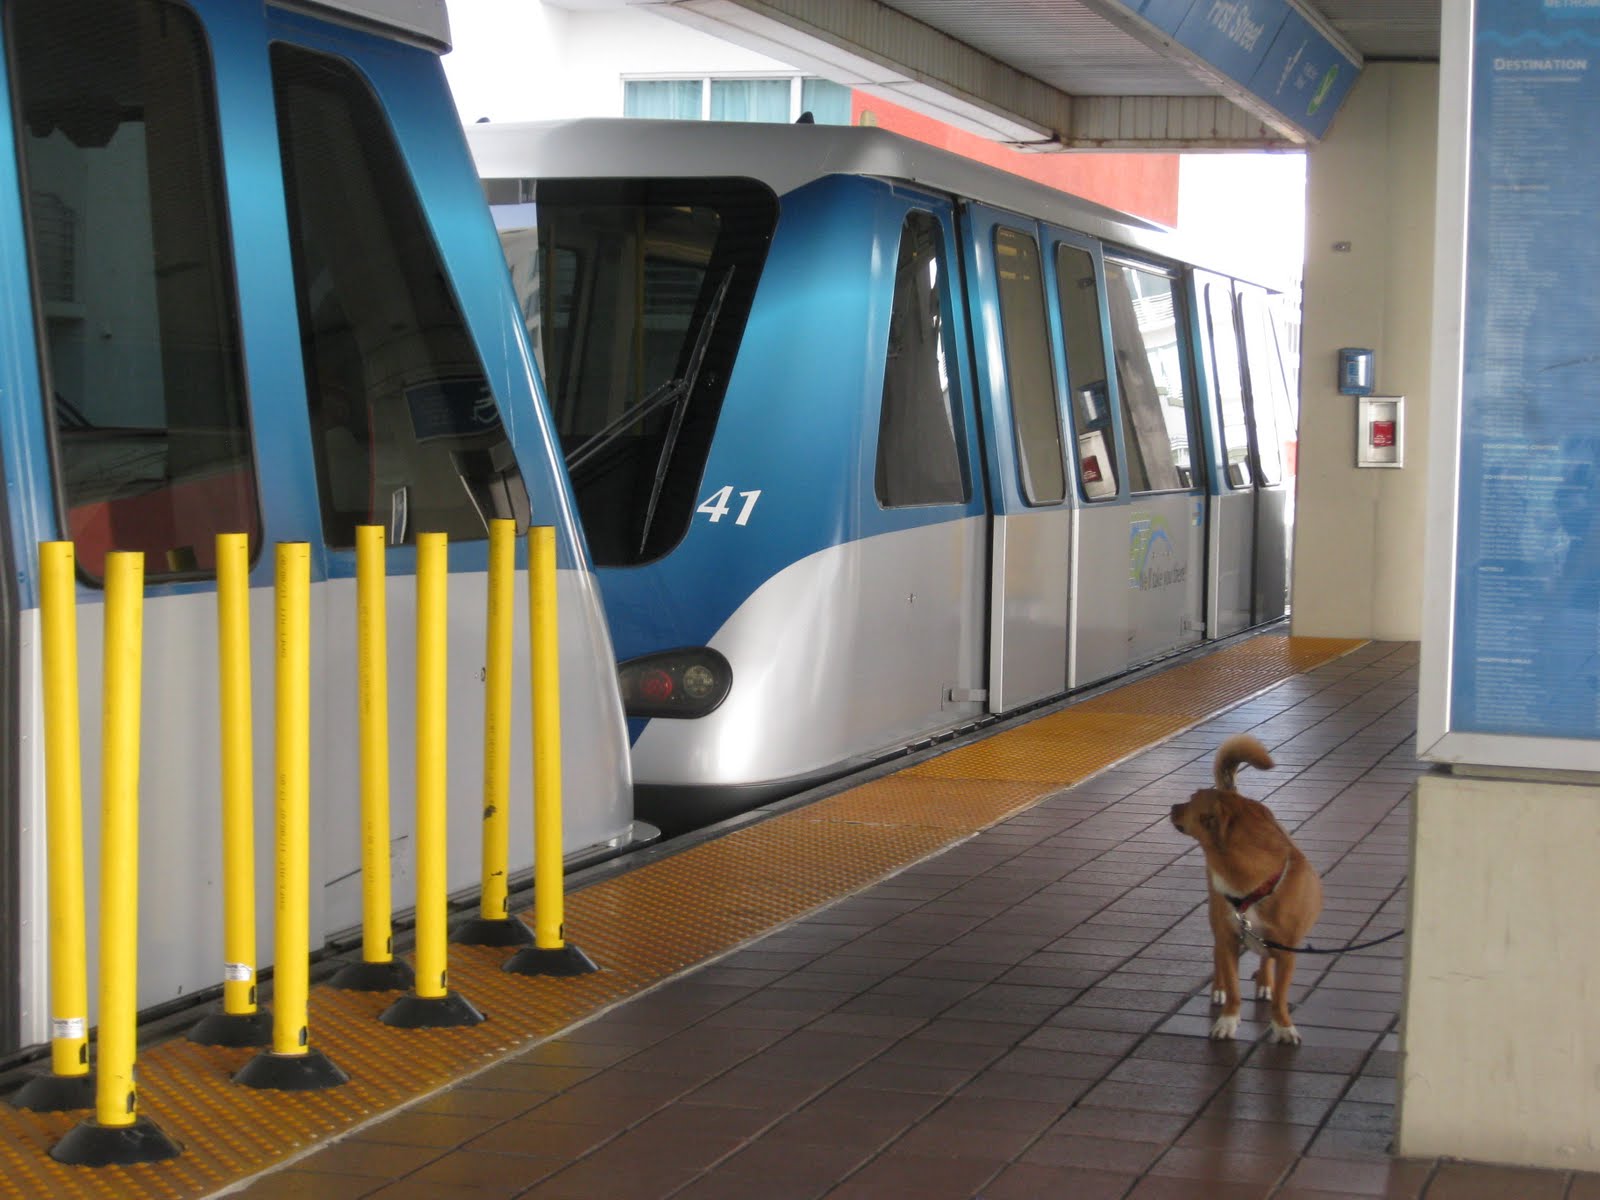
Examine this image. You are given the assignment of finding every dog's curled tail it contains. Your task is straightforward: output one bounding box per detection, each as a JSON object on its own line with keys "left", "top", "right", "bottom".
{"left": 1214, "top": 734, "right": 1274, "bottom": 791}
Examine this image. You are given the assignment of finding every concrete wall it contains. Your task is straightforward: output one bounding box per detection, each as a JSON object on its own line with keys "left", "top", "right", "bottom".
{"left": 1401, "top": 773, "right": 1600, "bottom": 1170}
{"left": 1293, "top": 64, "right": 1438, "bottom": 641}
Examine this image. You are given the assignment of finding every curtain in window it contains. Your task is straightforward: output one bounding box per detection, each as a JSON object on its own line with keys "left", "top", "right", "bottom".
{"left": 709, "top": 78, "right": 789, "bottom": 122}
{"left": 624, "top": 80, "right": 702, "bottom": 119}
{"left": 800, "top": 79, "right": 853, "bottom": 125}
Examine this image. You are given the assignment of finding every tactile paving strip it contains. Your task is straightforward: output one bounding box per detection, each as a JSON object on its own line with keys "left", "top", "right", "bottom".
{"left": 0, "top": 633, "right": 1362, "bottom": 1198}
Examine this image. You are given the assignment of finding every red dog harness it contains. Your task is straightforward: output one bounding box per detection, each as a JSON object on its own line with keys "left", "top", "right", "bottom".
{"left": 1225, "top": 861, "right": 1286, "bottom": 915}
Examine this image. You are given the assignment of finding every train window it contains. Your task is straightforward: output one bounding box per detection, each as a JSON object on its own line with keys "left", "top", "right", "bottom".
{"left": 488, "top": 178, "right": 777, "bottom": 565}
{"left": 1105, "top": 262, "right": 1197, "bottom": 493}
{"left": 1055, "top": 244, "right": 1117, "bottom": 501}
{"left": 876, "top": 211, "right": 966, "bottom": 508}
{"left": 993, "top": 228, "right": 1065, "bottom": 505}
{"left": 272, "top": 45, "right": 529, "bottom": 549}
{"left": 1205, "top": 283, "right": 1251, "bottom": 489}
{"left": 1239, "top": 291, "right": 1288, "bottom": 486}
{"left": 10, "top": 0, "right": 260, "bottom": 582}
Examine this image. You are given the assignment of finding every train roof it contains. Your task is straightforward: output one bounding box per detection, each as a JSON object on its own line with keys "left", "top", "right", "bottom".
{"left": 465, "top": 118, "right": 1287, "bottom": 291}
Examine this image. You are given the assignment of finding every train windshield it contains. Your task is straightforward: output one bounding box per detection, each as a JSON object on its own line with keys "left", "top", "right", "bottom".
{"left": 484, "top": 178, "right": 776, "bottom": 565}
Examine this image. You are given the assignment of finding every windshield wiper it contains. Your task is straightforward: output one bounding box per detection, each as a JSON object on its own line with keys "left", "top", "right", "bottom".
{"left": 637, "top": 268, "right": 733, "bottom": 556}
{"left": 565, "top": 376, "right": 686, "bottom": 475}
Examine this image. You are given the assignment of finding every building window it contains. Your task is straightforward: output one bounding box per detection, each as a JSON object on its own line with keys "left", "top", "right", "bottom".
{"left": 623, "top": 76, "right": 852, "bottom": 125}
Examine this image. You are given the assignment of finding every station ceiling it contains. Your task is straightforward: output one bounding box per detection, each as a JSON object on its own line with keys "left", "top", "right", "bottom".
{"left": 655, "top": 0, "right": 1442, "bottom": 149}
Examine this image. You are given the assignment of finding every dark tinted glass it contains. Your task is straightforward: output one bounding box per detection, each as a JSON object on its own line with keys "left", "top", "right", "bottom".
{"left": 273, "top": 44, "right": 527, "bottom": 548}
{"left": 1055, "top": 243, "right": 1116, "bottom": 500}
{"left": 11, "top": 0, "right": 259, "bottom": 580}
{"left": 994, "top": 227, "right": 1064, "bottom": 505}
{"left": 490, "top": 178, "right": 776, "bottom": 565}
{"left": 1105, "top": 261, "right": 1197, "bottom": 493}
{"left": 1240, "top": 290, "right": 1287, "bottom": 485}
{"left": 1207, "top": 283, "right": 1252, "bottom": 488}
{"left": 876, "top": 211, "right": 965, "bottom": 507}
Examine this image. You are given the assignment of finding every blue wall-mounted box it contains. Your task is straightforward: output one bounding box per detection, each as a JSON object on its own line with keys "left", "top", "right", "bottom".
{"left": 1338, "top": 347, "right": 1374, "bottom": 395}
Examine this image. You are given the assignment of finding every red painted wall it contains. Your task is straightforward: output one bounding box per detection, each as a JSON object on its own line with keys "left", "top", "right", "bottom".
{"left": 852, "top": 93, "right": 1180, "bottom": 228}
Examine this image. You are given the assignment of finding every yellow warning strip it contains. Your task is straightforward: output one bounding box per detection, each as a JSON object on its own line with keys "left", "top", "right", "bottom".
{"left": 0, "top": 633, "right": 1362, "bottom": 1198}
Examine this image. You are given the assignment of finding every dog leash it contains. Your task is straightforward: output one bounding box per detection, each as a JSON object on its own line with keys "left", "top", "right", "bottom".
{"left": 1237, "top": 913, "right": 1405, "bottom": 956}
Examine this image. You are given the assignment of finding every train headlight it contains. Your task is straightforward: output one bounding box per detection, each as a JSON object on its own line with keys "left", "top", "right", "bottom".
{"left": 681, "top": 664, "right": 716, "bottom": 700}
{"left": 618, "top": 648, "right": 731, "bottom": 719}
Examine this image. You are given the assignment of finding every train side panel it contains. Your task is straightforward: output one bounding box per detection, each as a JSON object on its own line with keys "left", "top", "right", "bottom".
{"left": 1, "top": 1, "right": 634, "bottom": 1052}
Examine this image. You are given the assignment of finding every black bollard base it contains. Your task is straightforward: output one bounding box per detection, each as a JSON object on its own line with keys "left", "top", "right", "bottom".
{"left": 188, "top": 1007, "right": 273, "bottom": 1048}
{"left": 451, "top": 915, "right": 535, "bottom": 947}
{"left": 51, "top": 1114, "right": 182, "bottom": 1166}
{"left": 11, "top": 1070, "right": 95, "bottom": 1113}
{"left": 233, "top": 1048, "right": 349, "bottom": 1092}
{"left": 327, "top": 958, "right": 415, "bottom": 992}
{"left": 503, "top": 942, "right": 599, "bottom": 977}
{"left": 378, "top": 990, "right": 486, "bottom": 1029}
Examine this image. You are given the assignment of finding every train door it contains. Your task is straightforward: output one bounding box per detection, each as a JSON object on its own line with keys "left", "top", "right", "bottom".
{"left": 4, "top": 0, "right": 297, "bottom": 1031}
{"left": 961, "top": 205, "right": 1072, "bottom": 712}
{"left": 1237, "top": 285, "right": 1293, "bottom": 621}
{"left": 1048, "top": 233, "right": 1130, "bottom": 689}
{"left": 1103, "top": 256, "right": 1208, "bottom": 663}
{"left": 1197, "top": 271, "right": 1256, "bottom": 636}
{"left": 862, "top": 196, "right": 988, "bottom": 737}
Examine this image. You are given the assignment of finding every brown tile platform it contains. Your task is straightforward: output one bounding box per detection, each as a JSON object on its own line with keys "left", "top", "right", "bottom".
{"left": 222, "top": 641, "right": 1600, "bottom": 1199}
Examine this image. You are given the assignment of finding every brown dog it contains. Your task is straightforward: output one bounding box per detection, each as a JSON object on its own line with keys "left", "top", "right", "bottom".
{"left": 1170, "top": 734, "right": 1322, "bottom": 1044}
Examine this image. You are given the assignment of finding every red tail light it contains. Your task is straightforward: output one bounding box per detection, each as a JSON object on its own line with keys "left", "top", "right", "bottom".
{"left": 618, "top": 648, "right": 731, "bottom": 719}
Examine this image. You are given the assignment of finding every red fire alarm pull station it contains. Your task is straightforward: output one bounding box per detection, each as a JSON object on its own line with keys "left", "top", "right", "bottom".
{"left": 1356, "top": 397, "right": 1404, "bottom": 468}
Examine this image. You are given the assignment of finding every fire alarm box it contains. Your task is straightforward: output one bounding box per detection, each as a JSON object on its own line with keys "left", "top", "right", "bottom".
{"left": 1077, "top": 430, "right": 1117, "bottom": 499}
{"left": 1356, "top": 396, "right": 1403, "bottom": 468}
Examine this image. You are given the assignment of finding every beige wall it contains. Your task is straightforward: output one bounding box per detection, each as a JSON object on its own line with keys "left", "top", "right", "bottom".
{"left": 1402, "top": 774, "right": 1600, "bottom": 1169}
{"left": 1293, "top": 65, "right": 1438, "bottom": 640}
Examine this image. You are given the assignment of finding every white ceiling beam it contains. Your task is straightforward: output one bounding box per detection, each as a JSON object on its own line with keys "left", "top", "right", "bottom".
{"left": 646, "top": 0, "right": 1319, "bottom": 148}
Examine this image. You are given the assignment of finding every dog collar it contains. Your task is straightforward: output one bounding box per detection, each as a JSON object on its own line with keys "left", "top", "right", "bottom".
{"left": 1226, "top": 861, "right": 1287, "bottom": 915}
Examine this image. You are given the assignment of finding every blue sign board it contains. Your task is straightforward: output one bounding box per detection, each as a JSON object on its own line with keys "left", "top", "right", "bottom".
{"left": 1450, "top": 0, "right": 1600, "bottom": 739}
{"left": 1129, "top": 0, "right": 1359, "bottom": 139}
{"left": 1249, "top": 9, "right": 1358, "bottom": 138}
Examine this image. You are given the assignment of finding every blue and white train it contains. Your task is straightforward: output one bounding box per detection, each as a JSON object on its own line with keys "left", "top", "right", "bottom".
{"left": 0, "top": 1, "right": 644, "bottom": 1060}
{"left": 468, "top": 118, "right": 1300, "bottom": 832}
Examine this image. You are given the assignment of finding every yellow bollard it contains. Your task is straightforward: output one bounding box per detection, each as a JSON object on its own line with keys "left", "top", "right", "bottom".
{"left": 189, "top": 533, "right": 272, "bottom": 1046}
{"left": 380, "top": 533, "right": 484, "bottom": 1027}
{"left": 453, "top": 519, "right": 532, "bottom": 947}
{"left": 13, "top": 543, "right": 95, "bottom": 1112}
{"left": 235, "top": 543, "right": 347, "bottom": 1090}
{"left": 52, "top": 552, "right": 180, "bottom": 1165}
{"left": 505, "top": 526, "right": 596, "bottom": 977}
{"left": 329, "top": 526, "right": 414, "bottom": 991}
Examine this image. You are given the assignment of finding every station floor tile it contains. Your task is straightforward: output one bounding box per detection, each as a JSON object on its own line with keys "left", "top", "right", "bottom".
{"left": 7, "top": 636, "right": 1593, "bottom": 1198}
